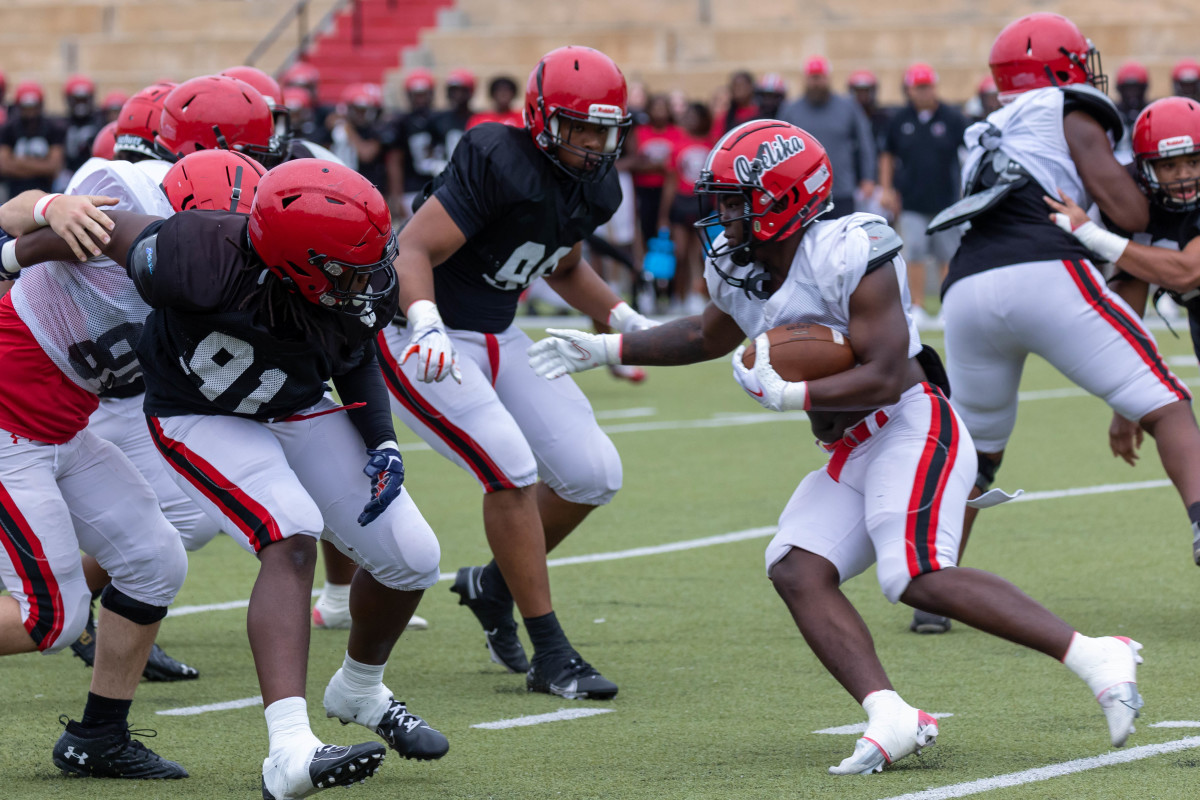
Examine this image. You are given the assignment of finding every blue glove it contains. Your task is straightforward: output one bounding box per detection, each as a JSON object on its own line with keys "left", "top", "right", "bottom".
{"left": 358, "top": 446, "right": 405, "bottom": 526}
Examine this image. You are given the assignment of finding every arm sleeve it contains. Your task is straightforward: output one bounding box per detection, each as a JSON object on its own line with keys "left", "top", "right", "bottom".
{"left": 332, "top": 339, "right": 396, "bottom": 450}
{"left": 431, "top": 129, "right": 513, "bottom": 240}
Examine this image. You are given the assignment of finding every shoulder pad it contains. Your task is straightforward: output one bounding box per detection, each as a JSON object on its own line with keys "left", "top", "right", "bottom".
{"left": 861, "top": 220, "right": 904, "bottom": 271}
{"left": 1060, "top": 84, "right": 1124, "bottom": 137}
{"left": 128, "top": 232, "right": 158, "bottom": 303}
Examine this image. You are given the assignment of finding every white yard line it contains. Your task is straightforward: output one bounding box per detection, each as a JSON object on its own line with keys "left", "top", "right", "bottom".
{"left": 593, "top": 406, "right": 657, "bottom": 420}
{"left": 470, "top": 708, "right": 614, "bottom": 730}
{"left": 1150, "top": 721, "right": 1200, "bottom": 728}
{"left": 157, "top": 695, "right": 262, "bottom": 716}
{"left": 874, "top": 736, "right": 1200, "bottom": 800}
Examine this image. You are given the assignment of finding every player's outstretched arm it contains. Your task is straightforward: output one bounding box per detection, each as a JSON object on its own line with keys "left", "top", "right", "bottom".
{"left": 0, "top": 190, "right": 119, "bottom": 260}
{"left": 9, "top": 210, "right": 161, "bottom": 273}
{"left": 528, "top": 302, "right": 744, "bottom": 380}
{"left": 1065, "top": 110, "right": 1149, "bottom": 233}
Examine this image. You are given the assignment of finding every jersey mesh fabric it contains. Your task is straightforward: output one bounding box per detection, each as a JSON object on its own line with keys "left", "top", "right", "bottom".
{"left": 705, "top": 212, "right": 922, "bottom": 358}
{"left": 9, "top": 159, "right": 172, "bottom": 394}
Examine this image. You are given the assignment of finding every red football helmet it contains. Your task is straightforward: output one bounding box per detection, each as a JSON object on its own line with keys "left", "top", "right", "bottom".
{"left": 1117, "top": 61, "right": 1149, "bottom": 87}
{"left": 248, "top": 160, "right": 397, "bottom": 316}
{"left": 340, "top": 82, "right": 383, "bottom": 109}
{"left": 64, "top": 74, "right": 95, "bottom": 99}
{"left": 847, "top": 69, "right": 877, "bottom": 89}
{"left": 989, "top": 13, "right": 1106, "bottom": 103}
{"left": 524, "top": 46, "right": 631, "bottom": 182}
{"left": 14, "top": 81, "right": 44, "bottom": 107}
{"left": 404, "top": 69, "right": 435, "bottom": 94}
{"left": 161, "top": 150, "right": 266, "bottom": 214}
{"left": 156, "top": 76, "right": 278, "bottom": 165}
{"left": 1132, "top": 97, "right": 1200, "bottom": 211}
{"left": 693, "top": 119, "right": 833, "bottom": 267}
{"left": 1173, "top": 59, "right": 1200, "bottom": 85}
{"left": 221, "top": 66, "right": 282, "bottom": 107}
{"left": 282, "top": 86, "right": 313, "bottom": 111}
{"left": 114, "top": 81, "right": 176, "bottom": 160}
{"left": 91, "top": 121, "right": 118, "bottom": 160}
{"left": 101, "top": 90, "right": 129, "bottom": 113}
{"left": 446, "top": 68, "right": 477, "bottom": 94}
{"left": 280, "top": 61, "right": 320, "bottom": 91}
{"left": 756, "top": 73, "right": 787, "bottom": 96}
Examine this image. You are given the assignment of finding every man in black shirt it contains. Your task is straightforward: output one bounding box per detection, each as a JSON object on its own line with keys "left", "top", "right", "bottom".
{"left": 382, "top": 46, "right": 651, "bottom": 700}
{"left": 15, "top": 160, "right": 448, "bottom": 798}
{"left": 386, "top": 70, "right": 438, "bottom": 220}
{"left": 61, "top": 75, "right": 102, "bottom": 184}
{"left": 0, "top": 82, "right": 64, "bottom": 195}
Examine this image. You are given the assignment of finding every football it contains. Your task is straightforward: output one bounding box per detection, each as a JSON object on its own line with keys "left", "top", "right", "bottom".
{"left": 741, "top": 322, "right": 856, "bottom": 381}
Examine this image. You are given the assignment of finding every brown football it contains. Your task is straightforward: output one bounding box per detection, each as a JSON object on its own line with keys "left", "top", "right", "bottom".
{"left": 742, "top": 322, "right": 856, "bottom": 381}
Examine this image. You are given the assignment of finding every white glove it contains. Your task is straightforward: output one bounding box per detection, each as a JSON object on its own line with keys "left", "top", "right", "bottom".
{"left": 731, "top": 333, "right": 810, "bottom": 412}
{"left": 527, "top": 328, "right": 621, "bottom": 380}
{"left": 401, "top": 299, "right": 462, "bottom": 383}
{"left": 607, "top": 301, "right": 659, "bottom": 333}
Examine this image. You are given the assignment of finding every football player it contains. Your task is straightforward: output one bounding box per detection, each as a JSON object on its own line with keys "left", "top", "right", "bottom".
{"left": 380, "top": 45, "right": 652, "bottom": 699}
{"left": 1045, "top": 97, "right": 1200, "bottom": 502}
{"left": 934, "top": 14, "right": 1200, "bottom": 570}
{"left": 10, "top": 159, "right": 447, "bottom": 798}
{"left": 528, "top": 119, "right": 1145, "bottom": 772}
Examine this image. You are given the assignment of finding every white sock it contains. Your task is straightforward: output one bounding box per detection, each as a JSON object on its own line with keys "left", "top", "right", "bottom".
{"left": 862, "top": 689, "right": 911, "bottom": 725}
{"left": 319, "top": 582, "right": 351, "bottom": 611}
{"left": 1062, "top": 632, "right": 1120, "bottom": 695}
{"left": 339, "top": 653, "right": 386, "bottom": 695}
{"left": 264, "top": 696, "right": 320, "bottom": 759}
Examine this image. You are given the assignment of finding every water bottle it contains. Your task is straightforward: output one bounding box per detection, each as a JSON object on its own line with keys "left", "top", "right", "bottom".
{"left": 643, "top": 227, "right": 676, "bottom": 281}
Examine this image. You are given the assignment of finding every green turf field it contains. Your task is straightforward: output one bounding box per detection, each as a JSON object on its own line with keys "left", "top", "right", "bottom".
{"left": 3, "top": 324, "right": 1199, "bottom": 799}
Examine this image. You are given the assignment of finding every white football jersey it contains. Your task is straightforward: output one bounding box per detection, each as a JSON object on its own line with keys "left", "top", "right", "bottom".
{"left": 705, "top": 211, "right": 922, "bottom": 358}
{"left": 10, "top": 159, "right": 174, "bottom": 394}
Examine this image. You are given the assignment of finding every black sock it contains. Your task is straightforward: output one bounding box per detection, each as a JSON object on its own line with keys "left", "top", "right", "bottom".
{"left": 80, "top": 692, "right": 131, "bottom": 731}
{"left": 481, "top": 560, "right": 512, "bottom": 605}
{"left": 1188, "top": 502, "right": 1200, "bottom": 528}
{"left": 523, "top": 611, "right": 571, "bottom": 661}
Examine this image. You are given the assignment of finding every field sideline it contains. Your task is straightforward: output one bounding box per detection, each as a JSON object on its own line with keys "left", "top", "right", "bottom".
{"left": 2, "top": 327, "right": 1199, "bottom": 799}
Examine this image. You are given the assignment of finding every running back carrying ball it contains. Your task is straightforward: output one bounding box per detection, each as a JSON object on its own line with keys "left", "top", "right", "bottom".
{"left": 741, "top": 322, "right": 856, "bottom": 381}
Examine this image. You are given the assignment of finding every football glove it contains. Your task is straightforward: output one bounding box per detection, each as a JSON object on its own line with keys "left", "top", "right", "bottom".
{"left": 731, "top": 333, "right": 810, "bottom": 412}
{"left": 528, "top": 329, "right": 621, "bottom": 380}
{"left": 607, "top": 301, "right": 659, "bottom": 333}
{"left": 358, "top": 445, "right": 405, "bottom": 526}
{"left": 401, "top": 299, "right": 462, "bottom": 383}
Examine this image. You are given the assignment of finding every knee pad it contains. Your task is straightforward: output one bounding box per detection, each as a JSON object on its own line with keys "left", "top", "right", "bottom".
{"left": 369, "top": 531, "right": 442, "bottom": 592}
{"left": 540, "top": 433, "right": 623, "bottom": 506}
{"left": 100, "top": 584, "right": 168, "bottom": 626}
{"left": 975, "top": 452, "right": 1002, "bottom": 493}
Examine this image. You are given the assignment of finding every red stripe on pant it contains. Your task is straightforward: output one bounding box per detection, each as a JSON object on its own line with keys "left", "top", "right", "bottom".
{"left": 485, "top": 333, "right": 500, "bottom": 388}
{"left": 904, "top": 385, "right": 957, "bottom": 578}
{"left": 148, "top": 418, "right": 284, "bottom": 552}
{"left": 376, "top": 331, "right": 518, "bottom": 492}
{"left": 0, "top": 480, "right": 65, "bottom": 649}
{"left": 1064, "top": 260, "right": 1190, "bottom": 402}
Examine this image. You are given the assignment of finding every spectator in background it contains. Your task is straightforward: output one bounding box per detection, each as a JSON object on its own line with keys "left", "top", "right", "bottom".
{"left": 658, "top": 101, "right": 713, "bottom": 315}
{"left": 722, "top": 70, "right": 758, "bottom": 133}
{"left": 0, "top": 82, "right": 64, "bottom": 196}
{"left": 329, "top": 83, "right": 388, "bottom": 194}
{"left": 1114, "top": 61, "right": 1150, "bottom": 164}
{"left": 1172, "top": 58, "right": 1200, "bottom": 101}
{"left": 100, "top": 91, "right": 128, "bottom": 125}
{"left": 780, "top": 55, "right": 876, "bottom": 219}
{"left": 282, "top": 86, "right": 330, "bottom": 147}
{"left": 467, "top": 76, "right": 523, "bottom": 129}
{"left": 60, "top": 74, "right": 101, "bottom": 190}
{"left": 432, "top": 68, "right": 476, "bottom": 167}
{"left": 630, "top": 93, "right": 681, "bottom": 254}
{"left": 847, "top": 69, "right": 890, "bottom": 154}
{"left": 754, "top": 73, "right": 787, "bottom": 121}
{"left": 386, "top": 69, "right": 439, "bottom": 220}
{"left": 627, "top": 80, "right": 649, "bottom": 126}
{"left": 280, "top": 60, "right": 329, "bottom": 129}
{"left": 963, "top": 75, "right": 1001, "bottom": 123}
{"left": 879, "top": 62, "right": 968, "bottom": 327}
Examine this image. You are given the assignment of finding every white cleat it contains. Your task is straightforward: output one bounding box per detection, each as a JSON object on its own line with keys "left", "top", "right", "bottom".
{"left": 261, "top": 741, "right": 385, "bottom": 799}
{"left": 829, "top": 709, "right": 939, "bottom": 775}
{"left": 1092, "top": 637, "right": 1144, "bottom": 747}
{"left": 312, "top": 597, "right": 427, "bottom": 631}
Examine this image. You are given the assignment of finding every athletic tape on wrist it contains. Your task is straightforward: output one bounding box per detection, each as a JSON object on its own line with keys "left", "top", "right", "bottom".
{"left": 1, "top": 239, "right": 21, "bottom": 278}
{"left": 1074, "top": 221, "right": 1129, "bottom": 265}
{"left": 32, "top": 193, "right": 62, "bottom": 227}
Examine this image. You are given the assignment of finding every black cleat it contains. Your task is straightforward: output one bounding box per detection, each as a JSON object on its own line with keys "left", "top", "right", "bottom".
{"left": 910, "top": 609, "right": 952, "bottom": 634}
{"left": 141, "top": 643, "right": 199, "bottom": 682}
{"left": 69, "top": 610, "right": 97, "bottom": 667}
{"left": 450, "top": 566, "right": 530, "bottom": 673}
{"left": 261, "top": 742, "right": 385, "bottom": 799}
{"left": 374, "top": 700, "right": 448, "bottom": 760}
{"left": 526, "top": 653, "right": 618, "bottom": 700}
{"left": 52, "top": 717, "right": 188, "bottom": 779}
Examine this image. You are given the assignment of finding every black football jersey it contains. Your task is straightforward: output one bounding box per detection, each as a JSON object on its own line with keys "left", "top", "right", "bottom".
{"left": 424, "top": 122, "right": 621, "bottom": 332}
{"left": 390, "top": 108, "right": 440, "bottom": 193}
{"left": 131, "top": 210, "right": 398, "bottom": 443}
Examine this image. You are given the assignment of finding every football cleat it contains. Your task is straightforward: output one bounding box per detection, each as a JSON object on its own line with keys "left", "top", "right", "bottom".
{"left": 261, "top": 742, "right": 385, "bottom": 800}
{"left": 909, "top": 609, "right": 952, "bottom": 634}
{"left": 312, "top": 597, "right": 428, "bottom": 631}
{"left": 450, "top": 566, "right": 529, "bottom": 673}
{"left": 52, "top": 717, "right": 188, "bottom": 779}
{"left": 323, "top": 670, "right": 448, "bottom": 760}
{"left": 1086, "top": 637, "right": 1145, "bottom": 747}
{"left": 69, "top": 610, "right": 97, "bottom": 667}
{"left": 828, "top": 709, "right": 939, "bottom": 775}
{"left": 526, "top": 653, "right": 618, "bottom": 700}
{"left": 141, "top": 644, "right": 199, "bottom": 682}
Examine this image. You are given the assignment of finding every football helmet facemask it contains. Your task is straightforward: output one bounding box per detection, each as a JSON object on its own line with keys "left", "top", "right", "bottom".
{"left": 524, "top": 46, "right": 632, "bottom": 183}
{"left": 1133, "top": 96, "right": 1200, "bottom": 211}
{"left": 693, "top": 119, "right": 833, "bottom": 269}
